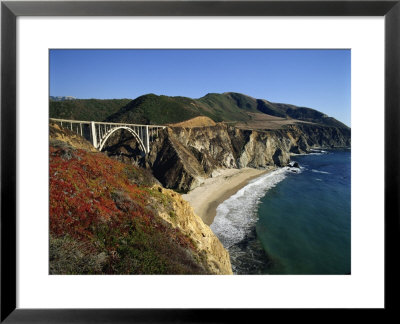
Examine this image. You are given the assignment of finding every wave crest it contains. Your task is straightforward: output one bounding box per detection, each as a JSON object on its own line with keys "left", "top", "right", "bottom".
{"left": 211, "top": 168, "right": 293, "bottom": 249}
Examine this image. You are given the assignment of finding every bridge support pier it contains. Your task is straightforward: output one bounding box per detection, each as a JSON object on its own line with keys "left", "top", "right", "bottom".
{"left": 90, "top": 121, "right": 98, "bottom": 148}
{"left": 145, "top": 125, "right": 149, "bottom": 153}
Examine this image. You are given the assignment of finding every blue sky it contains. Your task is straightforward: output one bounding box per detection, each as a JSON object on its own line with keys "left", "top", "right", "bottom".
{"left": 50, "top": 49, "right": 351, "bottom": 126}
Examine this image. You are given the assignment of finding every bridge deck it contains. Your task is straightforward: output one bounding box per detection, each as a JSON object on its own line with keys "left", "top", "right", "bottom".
{"left": 49, "top": 118, "right": 165, "bottom": 128}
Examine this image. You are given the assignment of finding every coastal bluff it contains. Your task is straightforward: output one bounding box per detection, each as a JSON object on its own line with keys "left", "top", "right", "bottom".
{"left": 137, "top": 123, "right": 351, "bottom": 193}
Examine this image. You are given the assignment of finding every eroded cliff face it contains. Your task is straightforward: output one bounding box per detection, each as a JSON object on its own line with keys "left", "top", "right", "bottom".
{"left": 103, "top": 123, "right": 350, "bottom": 193}
{"left": 150, "top": 185, "right": 233, "bottom": 274}
{"left": 143, "top": 126, "right": 237, "bottom": 191}
{"left": 141, "top": 123, "right": 350, "bottom": 192}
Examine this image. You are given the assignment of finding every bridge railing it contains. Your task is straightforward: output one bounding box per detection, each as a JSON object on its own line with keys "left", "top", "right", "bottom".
{"left": 49, "top": 118, "right": 165, "bottom": 129}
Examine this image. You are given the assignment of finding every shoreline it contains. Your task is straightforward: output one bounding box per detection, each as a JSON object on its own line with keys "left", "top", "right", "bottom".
{"left": 182, "top": 167, "right": 274, "bottom": 225}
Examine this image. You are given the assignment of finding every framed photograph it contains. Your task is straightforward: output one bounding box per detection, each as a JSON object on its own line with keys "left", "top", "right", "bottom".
{"left": 1, "top": 0, "right": 399, "bottom": 321}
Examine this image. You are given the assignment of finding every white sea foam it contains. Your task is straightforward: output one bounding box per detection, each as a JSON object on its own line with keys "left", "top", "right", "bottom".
{"left": 311, "top": 169, "right": 331, "bottom": 174}
{"left": 295, "top": 149, "right": 329, "bottom": 156}
{"left": 309, "top": 149, "right": 329, "bottom": 155}
{"left": 210, "top": 167, "right": 296, "bottom": 249}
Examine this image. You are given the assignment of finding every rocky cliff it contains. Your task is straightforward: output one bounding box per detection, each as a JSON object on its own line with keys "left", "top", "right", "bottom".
{"left": 150, "top": 185, "right": 232, "bottom": 274}
{"left": 104, "top": 123, "right": 350, "bottom": 193}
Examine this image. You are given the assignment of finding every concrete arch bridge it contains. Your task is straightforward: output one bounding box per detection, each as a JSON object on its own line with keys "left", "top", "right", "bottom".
{"left": 50, "top": 118, "right": 165, "bottom": 154}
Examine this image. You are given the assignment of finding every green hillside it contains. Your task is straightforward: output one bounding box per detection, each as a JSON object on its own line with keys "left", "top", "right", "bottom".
{"left": 196, "top": 93, "right": 256, "bottom": 122}
{"left": 106, "top": 92, "right": 348, "bottom": 128}
{"left": 50, "top": 93, "right": 349, "bottom": 129}
{"left": 104, "top": 94, "right": 202, "bottom": 125}
{"left": 256, "top": 99, "right": 348, "bottom": 128}
{"left": 49, "top": 99, "right": 131, "bottom": 121}
{"left": 105, "top": 93, "right": 259, "bottom": 124}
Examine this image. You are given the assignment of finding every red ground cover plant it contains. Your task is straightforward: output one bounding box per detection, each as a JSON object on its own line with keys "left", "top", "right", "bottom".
{"left": 49, "top": 143, "right": 207, "bottom": 274}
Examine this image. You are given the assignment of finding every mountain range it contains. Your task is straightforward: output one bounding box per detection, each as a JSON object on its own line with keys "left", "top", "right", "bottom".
{"left": 50, "top": 96, "right": 77, "bottom": 101}
{"left": 50, "top": 92, "right": 349, "bottom": 129}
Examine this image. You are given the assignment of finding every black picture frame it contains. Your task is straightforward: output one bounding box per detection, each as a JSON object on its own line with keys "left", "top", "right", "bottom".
{"left": 1, "top": 0, "right": 399, "bottom": 322}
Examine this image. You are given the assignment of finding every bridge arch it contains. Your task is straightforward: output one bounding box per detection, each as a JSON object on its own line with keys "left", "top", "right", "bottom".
{"left": 49, "top": 118, "right": 165, "bottom": 154}
{"left": 98, "top": 126, "right": 147, "bottom": 153}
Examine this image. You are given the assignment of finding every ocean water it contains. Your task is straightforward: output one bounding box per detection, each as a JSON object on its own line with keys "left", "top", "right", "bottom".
{"left": 210, "top": 149, "right": 351, "bottom": 275}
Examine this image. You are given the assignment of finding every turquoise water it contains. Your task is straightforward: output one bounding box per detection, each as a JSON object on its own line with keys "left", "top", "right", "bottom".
{"left": 211, "top": 149, "right": 351, "bottom": 275}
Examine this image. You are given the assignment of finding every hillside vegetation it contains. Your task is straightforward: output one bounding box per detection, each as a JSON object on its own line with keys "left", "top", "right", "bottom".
{"left": 104, "top": 92, "right": 348, "bottom": 128}
{"left": 50, "top": 99, "right": 131, "bottom": 121}
{"left": 104, "top": 94, "right": 202, "bottom": 125}
{"left": 49, "top": 93, "right": 348, "bottom": 129}
{"left": 49, "top": 125, "right": 232, "bottom": 274}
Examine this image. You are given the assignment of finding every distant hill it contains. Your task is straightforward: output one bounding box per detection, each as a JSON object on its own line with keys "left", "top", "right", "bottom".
{"left": 50, "top": 96, "right": 77, "bottom": 101}
{"left": 105, "top": 93, "right": 263, "bottom": 125}
{"left": 105, "top": 92, "right": 349, "bottom": 129}
{"left": 104, "top": 94, "right": 208, "bottom": 125}
{"left": 49, "top": 99, "right": 131, "bottom": 122}
{"left": 255, "top": 98, "right": 347, "bottom": 128}
{"left": 49, "top": 92, "right": 349, "bottom": 129}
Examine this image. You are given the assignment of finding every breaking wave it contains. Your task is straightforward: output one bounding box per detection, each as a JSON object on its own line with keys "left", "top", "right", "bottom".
{"left": 210, "top": 167, "right": 299, "bottom": 249}
{"left": 309, "top": 149, "right": 329, "bottom": 156}
{"left": 311, "top": 169, "right": 331, "bottom": 174}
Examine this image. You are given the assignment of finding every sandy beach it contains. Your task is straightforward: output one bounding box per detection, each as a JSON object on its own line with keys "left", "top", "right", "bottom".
{"left": 182, "top": 167, "right": 274, "bottom": 225}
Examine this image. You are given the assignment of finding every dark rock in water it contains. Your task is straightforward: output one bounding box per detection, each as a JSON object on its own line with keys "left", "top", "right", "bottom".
{"left": 288, "top": 161, "right": 300, "bottom": 168}
{"left": 289, "top": 145, "right": 301, "bottom": 154}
